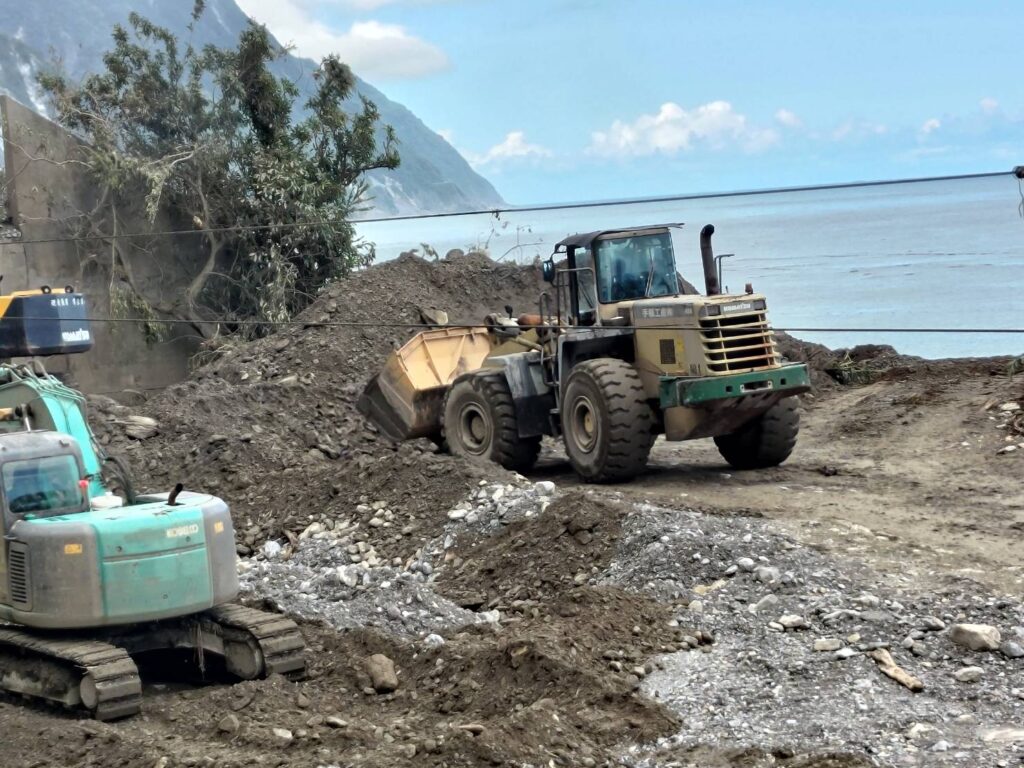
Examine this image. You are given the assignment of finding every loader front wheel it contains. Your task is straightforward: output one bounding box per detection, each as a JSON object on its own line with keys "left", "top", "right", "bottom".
{"left": 562, "top": 359, "right": 654, "bottom": 483}
{"left": 443, "top": 374, "right": 540, "bottom": 472}
{"left": 714, "top": 397, "right": 800, "bottom": 469}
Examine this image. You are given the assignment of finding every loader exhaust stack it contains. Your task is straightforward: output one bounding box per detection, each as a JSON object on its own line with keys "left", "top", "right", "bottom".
{"left": 700, "top": 224, "right": 721, "bottom": 296}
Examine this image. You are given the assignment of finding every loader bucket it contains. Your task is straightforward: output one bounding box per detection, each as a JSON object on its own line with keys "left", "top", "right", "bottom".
{"left": 357, "top": 326, "right": 493, "bottom": 442}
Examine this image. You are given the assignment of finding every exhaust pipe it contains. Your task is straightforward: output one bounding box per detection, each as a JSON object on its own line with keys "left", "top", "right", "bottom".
{"left": 699, "top": 224, "right": 721, "bottom": 296}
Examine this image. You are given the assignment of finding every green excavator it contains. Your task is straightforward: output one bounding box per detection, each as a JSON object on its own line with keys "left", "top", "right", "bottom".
{"left": 0, "top": 287, "right": 305, "bottom": 719}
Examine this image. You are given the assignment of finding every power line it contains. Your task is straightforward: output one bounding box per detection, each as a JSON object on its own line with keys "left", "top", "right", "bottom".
{"left": 0, "top": 169, "right": 1014, "bottom": 248}
{"left": 7, "top": 314, "right": 1024, "bottom": 335}
{"left": 352, "top": 170, "right": 1012, "bottom": 222}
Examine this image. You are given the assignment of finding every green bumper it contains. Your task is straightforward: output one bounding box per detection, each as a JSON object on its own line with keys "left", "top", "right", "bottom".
{"left": 659, "top": 364, "right": 811, "bottom": 409}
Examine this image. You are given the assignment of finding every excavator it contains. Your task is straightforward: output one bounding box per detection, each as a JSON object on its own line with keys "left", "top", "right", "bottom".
{"left": 0, "top": 286, "right": 305, "bottom": 719}
{"left": 359, "top": 223, "right": 811, "bottom": 482}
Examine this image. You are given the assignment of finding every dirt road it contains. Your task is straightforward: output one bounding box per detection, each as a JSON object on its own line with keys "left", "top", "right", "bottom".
{"left": 533, "top": 358, "right": 1024, "bottom": 594}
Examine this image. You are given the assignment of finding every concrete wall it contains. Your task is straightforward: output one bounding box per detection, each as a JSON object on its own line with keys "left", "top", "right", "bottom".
{"left": 1, "top": 95, "right": 198, "bottom": 395}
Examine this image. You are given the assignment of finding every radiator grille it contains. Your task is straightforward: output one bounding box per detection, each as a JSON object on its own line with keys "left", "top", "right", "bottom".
{"left": 8, "top": 544, "right": 30, "bottom": 609}
{"left": 700, "top": 310, "right": 779, "bottom": 373}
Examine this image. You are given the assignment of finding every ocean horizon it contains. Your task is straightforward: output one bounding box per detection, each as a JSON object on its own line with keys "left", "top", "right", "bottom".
{"left": 356, "top": 174, "right": 1024, "bottom": 359}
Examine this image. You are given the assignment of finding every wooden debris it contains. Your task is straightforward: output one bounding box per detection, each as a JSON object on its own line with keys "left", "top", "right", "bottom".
{"left": 869, "top": 648, "right": 924, "bottom": 692}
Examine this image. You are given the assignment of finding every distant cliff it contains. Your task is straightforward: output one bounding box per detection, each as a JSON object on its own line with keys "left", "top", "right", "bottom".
{"left": 0, "top": 0, "right": 503, "bottom": 216}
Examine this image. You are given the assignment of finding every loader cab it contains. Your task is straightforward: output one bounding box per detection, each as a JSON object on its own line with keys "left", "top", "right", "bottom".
{"left": 546, "top": 225, "right": 684, "bottom": 326}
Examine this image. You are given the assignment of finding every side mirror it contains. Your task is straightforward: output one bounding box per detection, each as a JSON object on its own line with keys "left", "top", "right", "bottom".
{"left": 541, "top": 258, "right": 555, "bottom": 283}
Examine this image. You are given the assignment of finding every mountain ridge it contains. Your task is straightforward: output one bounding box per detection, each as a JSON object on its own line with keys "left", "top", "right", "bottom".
{"left": 0, "top": 0, "right": 503, "bottom": 216}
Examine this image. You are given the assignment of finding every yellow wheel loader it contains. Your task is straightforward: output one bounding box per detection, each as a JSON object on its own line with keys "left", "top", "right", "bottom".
{"left": 359, "top": 224, "right": 810, "bottom": 482}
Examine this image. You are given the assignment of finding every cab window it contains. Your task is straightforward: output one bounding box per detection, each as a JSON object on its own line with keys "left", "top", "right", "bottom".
{"left": 2, "top": 455, "right": 83, "bottom": 517}
{"left": 595, "top": 233, "right": 679, "bottom": 302}
{"left": 573, "top": 246, "right": 598, "bottom": 316}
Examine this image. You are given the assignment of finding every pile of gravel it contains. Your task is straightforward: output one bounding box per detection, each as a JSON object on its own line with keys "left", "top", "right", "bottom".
{"left": 601, "top": 502, "right": 1024, "bottom": 767}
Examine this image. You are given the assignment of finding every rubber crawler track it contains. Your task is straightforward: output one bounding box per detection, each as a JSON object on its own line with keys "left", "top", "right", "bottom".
{"left": 0, "top": 627, "right": 142, "bottom": 720}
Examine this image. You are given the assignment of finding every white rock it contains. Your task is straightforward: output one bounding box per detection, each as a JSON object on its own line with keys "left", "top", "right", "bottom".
{"left": 905, "top": 723, "right": 940, "bottom": 743}
{"left": 754, "top": 566, "right": 780, "bottom": 583}
{"left": 272, "top": 727, "right": 293, "bottom": 745}
{"left": 999, "top": 401, "right": 1021, "bottom": 411}
{"left": 478, "top": 610, "right": 501, "bottom": 624}
{"left": 814, "top": 638, "right": 843, "bottom": 652}
{"left": 262, "top": 540, "right": 283, "bottom": 558}
{"left": 834, "top": 647, "right": 858, "bottom": 660}
{"left": 778, "top": 614, "right": 807, "bottom": 629}
{"left": 688, "top": 600, "right": 704, "bottom": 614}
{"left": 533, "top": 480, "right": 556, "bottom": 495}
{"left": 954, "top": 666, "right": 984, "bottom": 683}
{"left": 736, "top": 557, "right": 756, "bottom": 572}
{"left": 949, "top": 623, "right": 1001, "bottom": 651}
{"left": 749, "top": 594, "right": 779, "bottom": 614}
{"left": 337, "top": 566, "right": 359, "bottom": 588}
{"left": 978, "top": 726, "right": 1024, "bottom": 744}
{"left": 930, "top": 740, "right": 950, "bottom": 752}
{"left": 422, "top": 634, "right": 445, "bottom": 648}
{"left": 447, "top": 509, "right": 467, "bottom": 520}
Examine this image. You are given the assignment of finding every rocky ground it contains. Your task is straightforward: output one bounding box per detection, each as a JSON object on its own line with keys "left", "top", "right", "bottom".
{"left": 1, "top": 251, "right": 1022, "bottom": 767}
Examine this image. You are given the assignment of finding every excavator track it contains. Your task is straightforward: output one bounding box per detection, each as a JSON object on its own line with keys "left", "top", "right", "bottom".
{"left": 0, "top": 606, "right": 304, "bottom": 720}
{"left": 0, "top": 626, "right": 142, "bottom": 720}
{"left": 199, "top": 605, "right": 307, "bottom": 680}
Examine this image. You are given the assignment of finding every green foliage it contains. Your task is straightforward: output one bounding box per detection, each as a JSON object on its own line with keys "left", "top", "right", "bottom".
{"left": 38, "top": 2, "right": 399, "bottom": 336}
{"left": 109, "top": 281, "right": 169, "bottom": 346}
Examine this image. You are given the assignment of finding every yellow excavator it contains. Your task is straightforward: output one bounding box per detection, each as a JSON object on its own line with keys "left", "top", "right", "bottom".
{"left": 360, "top": 223, "right": 810, "bottom": 481}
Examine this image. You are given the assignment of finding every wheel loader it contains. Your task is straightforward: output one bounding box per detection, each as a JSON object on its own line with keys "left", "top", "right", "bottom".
{"left": 359, "top": 224, "right": 811, "bottom": 482}
{"left": 0, "top": 287, "right": 305, "bottom": 719}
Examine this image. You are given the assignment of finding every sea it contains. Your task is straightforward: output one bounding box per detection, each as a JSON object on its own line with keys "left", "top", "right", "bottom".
{"left": 356, "top": 174, "right": 1024, "bottom": 359}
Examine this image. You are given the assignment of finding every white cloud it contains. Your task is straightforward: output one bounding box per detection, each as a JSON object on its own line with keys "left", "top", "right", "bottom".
{"left": 236, "top": 0, "right": 449, "bottom": 79}
{"left": 980, "top": 97, "right": 999, "bottom": 114}
{"left": 589, "top": 101, "right": 779, "bottom": 157}
{"left": 920, "top": 118, "right": 941, "bottom": 135}
{"left": 774, "top": 108, "right": 802, "bottom": 128}
{"left": 465, "top": 131, "right": 552, "bottom": 167}
{"left": 831, "top": 120, "right": 888, "bottom": 141}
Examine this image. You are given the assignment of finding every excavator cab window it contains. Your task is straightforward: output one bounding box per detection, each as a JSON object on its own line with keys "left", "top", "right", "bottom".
{"left": 2, "top": 455, "right": 84, "bottom": 517}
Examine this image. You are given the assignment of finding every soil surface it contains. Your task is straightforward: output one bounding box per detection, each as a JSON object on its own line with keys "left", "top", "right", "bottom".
{"left": 1, "top": 252, "right": 1022, "bottom": 767}
{"left": 534, "top": 355, "right": 1024, "bottom": 595}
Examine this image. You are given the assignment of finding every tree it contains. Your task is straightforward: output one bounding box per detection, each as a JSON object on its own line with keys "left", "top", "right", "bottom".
{"left": 39, "top": 1, "right": 399, "bottom": 338}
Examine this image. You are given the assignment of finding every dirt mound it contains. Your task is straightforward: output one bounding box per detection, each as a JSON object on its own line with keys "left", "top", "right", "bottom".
{"left": 438, "top": 492, "right": 627, "bottom": 610}
{"left": 90, "top": 252, "right": 544, "bottom": 547}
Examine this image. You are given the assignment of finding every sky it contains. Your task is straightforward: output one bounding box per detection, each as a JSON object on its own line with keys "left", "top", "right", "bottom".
{"left": 234, "top": 0, "right": 1023, "bottom": 206}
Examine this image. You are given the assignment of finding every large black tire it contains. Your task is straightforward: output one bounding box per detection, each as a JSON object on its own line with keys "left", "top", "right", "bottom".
{"left": 442, "top": 373, "right": 541, "bottom": 472}
{"left": 714, "top": 397, "right": 800, "bottom": 470}
{"left": 562, "top": 359, "right": 655, "bottom": 483}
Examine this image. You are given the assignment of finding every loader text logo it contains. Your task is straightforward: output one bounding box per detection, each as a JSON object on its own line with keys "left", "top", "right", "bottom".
{"left": 166, "top": 524, "right": 200, "bottom": 538}
{"left": 722, "top": 302, "right": 753, "bottom": 314}
{"left": 61, "top": 328, "right": 91, "bottom": 343}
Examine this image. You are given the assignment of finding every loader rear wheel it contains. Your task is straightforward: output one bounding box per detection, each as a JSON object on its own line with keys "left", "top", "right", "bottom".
{"left": 443, "top": 374, "right": 541, "bottom": 472}
{"left": 562, "top": 359, "right": 654, "bottom": 483}
{"left": 714, "top": 397, "right": 800, "bottom": 469}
